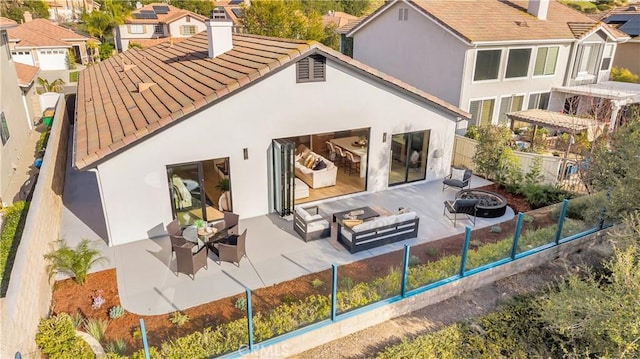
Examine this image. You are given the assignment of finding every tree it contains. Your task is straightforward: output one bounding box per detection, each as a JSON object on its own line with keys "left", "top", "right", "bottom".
{"left": 472, "top": 125, "right": 514, "bottom": 182}
{"left": 0, "top": 0, "right": 49, "bottom": 22}
{"left": 25, "top": 0, "right": 49, "bottom": 19}
{"left": 37, "top": 77, "right": 66, "bottom": 93}
{"left": 44, "top": 239, "right": 108, "bottom": 285}
{"left": 584, "top": 115, "right": 640, "bottom": 219}
{"left": 80, "top": 0, "right": 131, "bottom": 41}
{"left": 610, "top": 67, "right": 639, "bottom": 84}
{"left": 170, "top": 0, "right": 215, "bottom": 17}
{"left": 99, "top": 42, "right": 114, "bottom": 60}
{"left": 241, "top": 0, "right": 325, "bottom": 41}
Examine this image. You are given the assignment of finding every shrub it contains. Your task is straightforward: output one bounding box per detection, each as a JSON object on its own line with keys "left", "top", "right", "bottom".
{"left": 0, "top": 201, "right": 29, "bottom": 295}
{"left": 408, "top": 255, "right": 421, "bottom": 266}
{"left": 99, "top": 42, "right": 114, "bottom": 60}
{"left": 36, "top": 131, "right": 50, "bottom": 153}
{"left": 518, "top": 184, "right": 573, "bottom": 209}
{"left": 551, "top": 192, "right": 606, "bottom": 225}
{"left": 169, "top": 311, "right": 189, "bottom": 327}
{"left": 70, "top": 311, "right": 86, "bottom": 329}
{"left": 473, "top": 125, "right": 513, "bottom": 181}
{"left": 84, "top": 318, "right": 109, "bottom": 342}
{"left": 105, "top": 339, "right": 128, "bottom": 355}
{"left": 109, "top": 305, "right": 125, "bottom": 319}
{"left": 44, "top": 239, "right": 109, "bottom": 285}
{"left": 425, "top": 247, "right": 439, "bottom": 257}
{"left": 610, "top": 67, "right": 639, "bottom": 83}
{"left": 36, "top": 313, "right": 94, "bottom": 359}
{"left": 234, "top": 296, "right": 247, "bottom": 311}
{"left": 339, "top": 276, "right": 354, "bottom": 291}
{"left": 310, "top": 278, "right": 324, "bottom": 288}
{"left": 490, "top": 225, "right": 502, "bottom": 233}
{"left": 560, "top": 0, "right": 598, "bottom": 13}
{"left": 465, "top": 124, "right": 480, "bottom": 140}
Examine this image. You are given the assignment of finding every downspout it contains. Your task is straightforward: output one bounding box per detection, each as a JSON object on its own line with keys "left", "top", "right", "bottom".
{"left": 21, "top": 88, "right": 34, "bottom": 130}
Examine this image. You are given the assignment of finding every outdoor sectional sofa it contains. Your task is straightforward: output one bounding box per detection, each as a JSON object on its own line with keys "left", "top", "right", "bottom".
{"left": 293, "top": 205, "right": 331, "bottom": 241}
{"left": 337, "top": 211, "right": 420, "bottom": 253}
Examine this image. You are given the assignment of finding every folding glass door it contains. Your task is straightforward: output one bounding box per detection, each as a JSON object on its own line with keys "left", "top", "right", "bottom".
{"left": 272, "top": 139, "right": 296, "bottom": 216}
{"left": 388, "top": 130, "right": 430, "bottom": 186}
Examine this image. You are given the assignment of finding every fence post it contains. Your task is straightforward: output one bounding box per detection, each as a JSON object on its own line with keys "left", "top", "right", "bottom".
{"left": 555, "top": 199, "right": 569, "bottom": 244}
{"left": 139, "top": 318, "right": 150, "bottom": 359}
{"left": 331, "top": 264, "right": 337, "bottom": 321}
{"left": 246, "top": 289, "right": 254, "bottom": 352}
{"left": 459, "top": 227, "right": 471, "bottom": 277}
{"left": 401, "top": 244, "right": 410, "bottom": 297}
{"left": 511, "top": 213, "right": 524, "bottom": 259}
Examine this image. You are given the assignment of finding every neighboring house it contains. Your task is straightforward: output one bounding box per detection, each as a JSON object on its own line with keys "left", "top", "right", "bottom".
{"left": 14, "top": 62, "right": 41, "bottom": 129}
{"left": 322, "top": 10, "right": 358, "bottom": 28}
{"left": 115, "top": 3, "right": 207, "bottom": 51}
{"left": 47, "top": 0, "right": 99, "bottom": 23}
{"left": 342, "top": 0, "right": 630, "bottom": 131}
{"left": 74, "top": 19, "right": 469, "bottom": 245}
{"left": 6, "top": 16, "right": 99, "bottom": 70}
{"left": 0, "top": 29, "right": 35, "bottom": 204}
{"left": 215, "top": 0, "right": 247, "bottom": 33}
{"left": 0, "top": 17, "right": 18, "bottom": 29}
{"left": 599, "top": 5, "right": 640, "bottom": 76}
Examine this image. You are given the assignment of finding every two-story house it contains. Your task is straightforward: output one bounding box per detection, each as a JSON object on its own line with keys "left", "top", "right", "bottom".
{"left": 115, "top": 3, "right": 207, "bottom": 51}
{"left": 341, "top": 0, "right": 630, "bottom": 131}
{"left": 599, "top": 4, "right": 640, "bottom": 76}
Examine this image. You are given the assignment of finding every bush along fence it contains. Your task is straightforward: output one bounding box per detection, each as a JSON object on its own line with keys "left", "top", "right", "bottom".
{"left": 115, "top": 199, "right": 607, "bottom": 359}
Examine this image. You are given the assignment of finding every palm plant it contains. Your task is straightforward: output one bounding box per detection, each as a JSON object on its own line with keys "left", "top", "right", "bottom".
{"left": 37, "top": 77, "right": 65, "bottom": 93}
{"left": 44, "top": 239, "right": 108, "bottom": 285}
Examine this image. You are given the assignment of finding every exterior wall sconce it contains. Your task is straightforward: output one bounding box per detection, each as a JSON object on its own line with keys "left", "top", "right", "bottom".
{"left": 243, "top": 148, "right": 248, "bottom": 160}
{"left": 382, "top": 132, "right": 387, "bottom": 143}
{"left": 433, "top": 149, "right": 442, "bottom": 158}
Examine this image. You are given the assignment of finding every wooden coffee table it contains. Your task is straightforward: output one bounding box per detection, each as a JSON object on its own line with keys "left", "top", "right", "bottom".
{"left": 332, "top": 206, "right": 379, "bottom": 223}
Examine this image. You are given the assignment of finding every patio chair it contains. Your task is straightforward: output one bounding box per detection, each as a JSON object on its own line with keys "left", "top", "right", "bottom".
{"left": 219, "top": 211, "right": 239, "bottom": 235}
{"left": 166, "top": 219, "right": 194, "bottom": 256}
{"left": 443, "top": 199, "right": 478, "bottom": 227}
{"left": 443, "top": 167, "right": 472, "bottom": 191}
{"left": 173, "top": 244, "right": 208, "bottom": 280}
{"left": 211, "top": 229, "right": 247, "bottom": 266}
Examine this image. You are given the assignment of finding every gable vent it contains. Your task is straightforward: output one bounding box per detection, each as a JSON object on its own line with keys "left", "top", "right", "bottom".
{"left": 296, "top": 55, "right": 326, "bottom": 83}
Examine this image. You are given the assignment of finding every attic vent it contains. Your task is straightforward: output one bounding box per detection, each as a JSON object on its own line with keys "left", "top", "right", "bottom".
{"left": 123, "top": 64, "right": 137, "bottom": 71}
{"left": 516, "top": 21, "right": 529, "bottom": 27}
{"left": 137, "top": 82, "right": 156, "bottom": 92}
{"left": 296, "top": 55, "right": 326, "bottom": 83}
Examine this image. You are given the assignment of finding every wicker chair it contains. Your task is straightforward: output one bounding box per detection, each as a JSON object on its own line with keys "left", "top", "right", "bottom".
{"left": 166, "top": 219, "right": 194, "bottom": 256}
{"left": 211, "top": 229, "right": 247, "bottom": 266}
{"left": 173, "top": 244, "right": 208, "bottom": 280}
{"left": 221, "top": 212, "right": 239, "bottom": 235}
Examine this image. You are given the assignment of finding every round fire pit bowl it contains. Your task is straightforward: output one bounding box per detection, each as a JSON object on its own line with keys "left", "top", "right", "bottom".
{"left": 455, "top": 189, "right": 508, "bottom": 218}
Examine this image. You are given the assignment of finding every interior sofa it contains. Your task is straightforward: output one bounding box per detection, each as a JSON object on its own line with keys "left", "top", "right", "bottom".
{"left": 294, "top": 151, "right": 338, "bottom": 189}
{"left": 338, "top": 211, "right": 419, "bottom": 253}
{"left": 293, "top": 206, "right": 331, "bottom": 241}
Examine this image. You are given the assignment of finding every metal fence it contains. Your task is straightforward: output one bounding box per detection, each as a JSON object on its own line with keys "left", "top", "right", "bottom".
{"left": 134, "top": 198, "right": 606, "bottom": 359}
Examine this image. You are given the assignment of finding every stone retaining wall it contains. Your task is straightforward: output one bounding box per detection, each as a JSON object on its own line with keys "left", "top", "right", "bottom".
{"left": 0, "top": 94, "right": 69, "bottom": 358}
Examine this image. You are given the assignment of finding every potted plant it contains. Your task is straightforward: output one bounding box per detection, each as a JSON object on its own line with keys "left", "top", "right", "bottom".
{"left": 216, "top": 179, "right": 231, "bottom": 211}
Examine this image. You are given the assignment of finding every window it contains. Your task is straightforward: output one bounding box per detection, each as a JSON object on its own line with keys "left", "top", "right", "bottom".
{"left": 296, "top": 55, "right": 325, "bottom": 83}
{"left": 129, "top": 24, "right": 144, "bottom": 34}
{"left": 398, "top": 8, "right": 408, "bottom": 21}
{"left": 528, "top": 92, "right": 550, "bottom": 110}
{"left": 533, "top": 46, "right": 558, "bottom": 76}
{"left": 601, "top": 44, "right": 614, "bottom": 70}
{"left": 474, "top": 50, "right": 501, "bottom": 81}
{"left": 186, "top": 15, "right": 191, "bottom": 23}
{"left": 0, "top": 112, "right": 10, "bottom": 145}
{"left": 498, "top": 95, "right": 524, "bottom": 124}
{"left": 180, "top": 25, "right": 196, "bottom": 35}
{"left": 468, "top": 99, "right": 495, "bottom": 127}
{"left": 505, "top": 48, "right": 531, "bottom": 78}
{"left": 154, "top": 24, "right": 163, "bottom": 35}
{"left": 576, "top": 43, "right": 601, "bottom": 77}
{"left": 1, "top": 30, "right": 9, "bottom": 58}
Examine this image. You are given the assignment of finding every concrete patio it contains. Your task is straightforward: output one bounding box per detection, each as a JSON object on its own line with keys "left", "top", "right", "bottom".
{"left": 60, "top": 140, "right": 512, "bottom": 315}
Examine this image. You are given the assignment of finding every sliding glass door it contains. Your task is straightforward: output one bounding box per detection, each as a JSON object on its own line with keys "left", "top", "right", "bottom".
{"left": 388, "top": 130, "right": 430, "bottom": 186}
{"left": 167, "top": 158, "right": 230, "bottom": 225}
{"left": 272, "top": 138, "right": 296, "bottom": 216}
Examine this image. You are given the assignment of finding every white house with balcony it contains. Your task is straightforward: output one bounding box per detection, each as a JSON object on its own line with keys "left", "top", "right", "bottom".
{"left": 115, "top": 3, "right": 207, "bottom": 51}
{"left": 342, "top": 0, "right": 631, "bottom": 131}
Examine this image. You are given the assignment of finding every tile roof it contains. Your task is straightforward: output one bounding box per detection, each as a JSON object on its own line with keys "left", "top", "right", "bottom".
{"left": 350, "top": 0, "right": 628, "bottom": 42}
{"left": 322, "top": 11, "right": 358, "bottom": 27}
{"left": 6, "top": 18, "right": 94, "bottom": 48}
{"left": 126, "top": 3, "right": 206, "bottom": 24}
{"left": 14, "top": 62, "right": 40, "bottom": 86}
{"left": 128, "top": 37, "right": 188, "bottom": 48}
{"left": 74, "top": 33, "right": 468, "bottom": 170}
{"left": 0, "top": 17, "right": 18, "bottom": 28}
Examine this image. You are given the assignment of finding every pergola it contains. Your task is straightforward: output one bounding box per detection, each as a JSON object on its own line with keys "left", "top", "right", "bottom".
{"left": 506, "top": 108, "right": 605, "bottom": 145}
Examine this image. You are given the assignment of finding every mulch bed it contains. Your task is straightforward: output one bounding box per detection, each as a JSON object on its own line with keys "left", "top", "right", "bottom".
{"left": 51, "top": 184, "right": 541, "bottom": 354}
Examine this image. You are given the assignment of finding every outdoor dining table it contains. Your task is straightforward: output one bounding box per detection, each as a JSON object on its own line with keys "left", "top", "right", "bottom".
{"left": 330, "top": 136, "right": 368, "bottom": 178}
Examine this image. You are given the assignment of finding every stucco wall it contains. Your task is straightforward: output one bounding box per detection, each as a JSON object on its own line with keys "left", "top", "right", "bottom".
{"left": 168, "top": 16, "right": 206, "bottom": 38}
{"left": 0, "top": 94, "right": 68, "bottom": 359}
{"left": 95, "top": 60, "right": 459, "bottom": 245}
{"left": 0, "top": 43, "right": 33, "bottom": 203}
{"left": 351, "top": 2, "right": 466, "bottom": 106}
{"left": 612, "top": 41, "right": 640, "bottom": 77}
{"left": 460, "top": 43, "right": 572, "bottom": 124}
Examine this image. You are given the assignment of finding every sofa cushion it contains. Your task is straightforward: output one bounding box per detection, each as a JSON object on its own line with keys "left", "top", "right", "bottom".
{"left": 307, "top": 219, "right": 329, "bottom": 232}
{"left": 295, "top": 206, "right": 311, "bottom": 221}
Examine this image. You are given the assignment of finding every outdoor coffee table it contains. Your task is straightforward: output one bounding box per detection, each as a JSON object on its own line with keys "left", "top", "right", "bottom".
{"left": 332, "top": 206, "right": 380, "bottom": 223}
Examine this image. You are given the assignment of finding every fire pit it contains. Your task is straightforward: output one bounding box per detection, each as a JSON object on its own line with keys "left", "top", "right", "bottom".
{"left": 455, "top": 189, "right": 508, "bottom": 218}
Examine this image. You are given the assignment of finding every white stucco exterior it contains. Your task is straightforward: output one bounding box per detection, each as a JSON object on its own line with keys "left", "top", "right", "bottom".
{"left": 116, "top": 15, "right": 206, "bottom": 51}
{"left": 94, "top": 59, "right": 460, "bottom": 245}
{"left": 169, "top": 16, "right": 207, "bottom": 38}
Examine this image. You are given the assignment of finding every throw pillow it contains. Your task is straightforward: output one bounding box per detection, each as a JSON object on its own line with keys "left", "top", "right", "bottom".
{"left": 304, "top": 154, "right": 315, "bottom": 168}
{"left": 398, "top": 207, "right": 411, "bottom": 214}
{"left": 312, "top": 159, "right": 327, "bottom": 170}
{"left": 342, "top": 219, "right": 363, "bottom": 228}
{"left": 451, "top": 168, "right": 466, "bottom": 182}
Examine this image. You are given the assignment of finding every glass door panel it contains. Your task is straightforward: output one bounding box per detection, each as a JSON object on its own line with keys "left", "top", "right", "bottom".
{"left": 407, "top": 131, "right": 429, "bottom": 182}
{"left": 389, "top": 134, "right": 409, "bottom": 186}
{"left": 273, "top": 138, "right": 296, "bottom": 216}
{"left": 388, "top": 130, "right": 430, "bottom": 185}
{"left": 168, "top": 163, "right": 204, "bottom": 226}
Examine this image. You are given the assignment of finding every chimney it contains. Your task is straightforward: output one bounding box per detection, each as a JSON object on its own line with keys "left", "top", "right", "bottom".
{"left": 206, "top": 8, "right": 233, "bottom": 58}
{"left": 23, "top": 11, "right": 33, "bottom": 23}
{"left": 527, "top": 0, "right": 549, "bottom": 20}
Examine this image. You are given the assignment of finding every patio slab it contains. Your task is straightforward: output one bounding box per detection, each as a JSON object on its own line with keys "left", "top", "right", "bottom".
{"left": 59, "top": 141, "right": 513, "bottom": 314}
